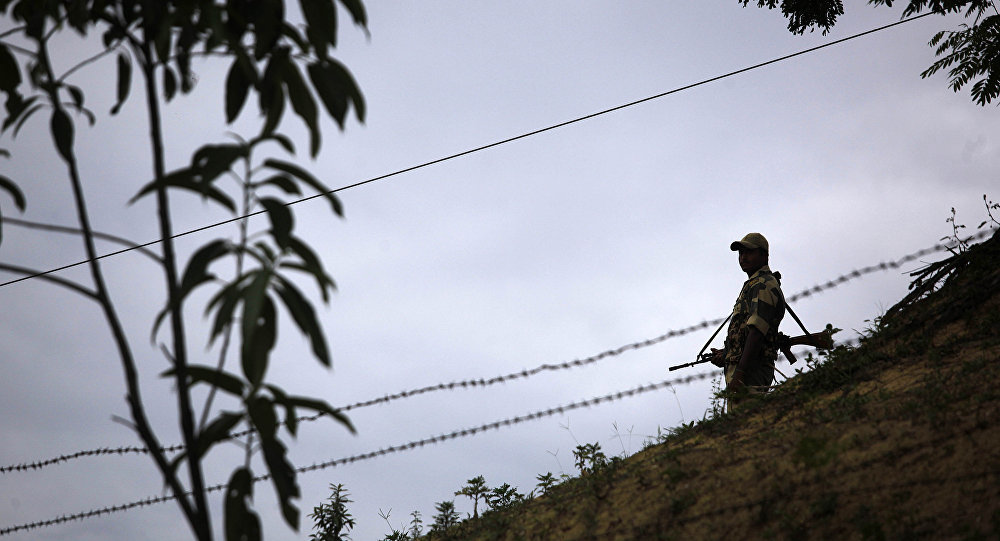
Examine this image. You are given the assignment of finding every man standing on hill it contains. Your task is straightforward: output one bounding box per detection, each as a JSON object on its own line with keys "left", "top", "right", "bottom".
{"left": 711, "top": 233, "right": 786, "bottom": 412}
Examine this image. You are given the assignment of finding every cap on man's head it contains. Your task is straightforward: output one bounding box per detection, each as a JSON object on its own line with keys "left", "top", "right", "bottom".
{"left": 730, "top": 232, "right": 769, "bottom": 254}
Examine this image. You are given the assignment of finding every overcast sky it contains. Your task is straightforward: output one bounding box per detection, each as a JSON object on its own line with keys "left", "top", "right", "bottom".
{"left": 1, "top": 2, "right": 998, "bottom": 540}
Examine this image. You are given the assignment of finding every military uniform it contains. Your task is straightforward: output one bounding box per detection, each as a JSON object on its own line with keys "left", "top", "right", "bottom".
{"left": 724, "top": 233, "right": 785, "bottom": 412}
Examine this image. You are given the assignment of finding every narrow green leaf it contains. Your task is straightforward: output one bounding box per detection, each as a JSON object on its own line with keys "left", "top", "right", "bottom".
{"left": 197, "top": 411, "right": 244, "bottom": 455}
{"left": 264, "top": 384, "right": 297, "bottom": 436}
{"left": 11, "top": 103, "right": 43, "bottom": 136}
{"left": 299, "top": 0, "right": 336, "bottom": 52}
{"left": 288, "top": 394, "right": 355, "bottom": 434}
{"left": 307, "top": 59, "right": 366, "bottom": 127}
{"left": 225, "top": 468, "right": 262, "bottom": 541}
{"left": 251, "top": 174, "right": 301, "bottom": 196}
{"left": 66, "top": 85, "right": 84, "bottom": 110}
{"left": 285, "top": 236, "right": 336, "bottom": 299}
{"left": 50, "top": 109, "right": 74, "bottom": 163}
{"left": 273, "top": 277, "right": 330, "bottom": 366}
{"left": 163, "top": 66, "right": 178, "bottom": 101}
{"left": 180, "top": 239, "right": 229, "bottom": 298}
{"left": 241, "top": 277, "right": 275, "bottom": 387}
{"left": 282, "top": 61, "right": 320, "bottom": 156}
{"left": 0, "top": 44, "right": 21, "bottom": 92}
{"left": 337, "top": 0, "right": 369, "bottom": 28}
{"left": 258, "top": 435, "right": 300, "bottom": 529}
{"left": 111, "top": 53, "right": 132, "bottom": 115}
{"left": 130, "top": 168, "right": 237, "bottom": 212}
{"left": 191, "top": 143, "right": 245, "bottom": 183}
{"left": 161, "top": 364, "right": 247, "bottom": 396}
{"left": 250, "top": 132, "right": 295, "bottom": 154}
{"left": 263, "top": 158, "right": 342, "bottom": 216}
{"left": 259, "top": 51, "right": 288, "bottom": 135}
{"left": 260, "top": 198, "right": 294, "bottom": 249}
{"left": 224, "top": 57, "right": 253, "bottom": 122}
{"left": 0, "top": 174, "right": 26, "bottom": 212}
{"left": 207, "top": 279, "right": 244, "bottom": 341}
{"left": 247, "top": 395, "right": 278, "bottom": 440}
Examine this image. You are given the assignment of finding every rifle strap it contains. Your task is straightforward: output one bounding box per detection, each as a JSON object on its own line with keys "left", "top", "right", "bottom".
{"left": 775, "top": 270, "right": 811, "bottom": 336}
{"left": 785, "top": 301, "right": 811, "bottom": 336}
{"left": 696, "top": 312, "right": 732, "bottom": 360}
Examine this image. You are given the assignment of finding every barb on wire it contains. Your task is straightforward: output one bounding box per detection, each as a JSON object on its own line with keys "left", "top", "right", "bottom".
{"left": 0, "top": 372, "right": 714, "bottom": 536}
{"left": 3, "top": 231, "right": 989, "bottom": 475}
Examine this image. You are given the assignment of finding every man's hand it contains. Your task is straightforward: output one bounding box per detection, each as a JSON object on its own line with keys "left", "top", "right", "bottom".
{"left": 709, "top": 348, "right": 725, "bottom": 368}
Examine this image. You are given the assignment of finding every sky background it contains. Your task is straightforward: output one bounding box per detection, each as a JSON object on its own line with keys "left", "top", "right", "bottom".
{"left": 1, "top": 2, "right": 998, "bottom": 540}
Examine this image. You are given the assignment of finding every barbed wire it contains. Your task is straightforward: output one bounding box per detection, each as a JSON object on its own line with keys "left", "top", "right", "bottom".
{"left": 0, "top": 372, "right": 714, "bottom": 536}
{"left": 2, "top": 230, "right": 989, "bottom": 475}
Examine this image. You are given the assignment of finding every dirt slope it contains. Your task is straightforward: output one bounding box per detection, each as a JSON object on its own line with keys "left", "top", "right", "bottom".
{"left": 428, "top": 231, "right": 1000, "bottom": 541}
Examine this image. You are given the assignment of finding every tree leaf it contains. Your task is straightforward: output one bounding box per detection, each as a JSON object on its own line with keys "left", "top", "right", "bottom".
{"left": 161, "top": 364, "right": 247, "bottom": 397}
{"left": 130, "top": 168, "right": 237, "bottom": 212}
{"left": 287, "top": 394, "right": 355, "bottom": 434}
{"left": 191, "top": 143, "right": 246, "bottom": 184}
{"left": 248, "top": 395, "right": 279, "bottom": 440}
{"left": 337, "top": 0, "right": 369, "bottom": 28}
{"left": 307, "top": 60, "right": 367, "bottom": 129}
{"left": 282, "top": 61, "right": 320, "bottom": 157}
{"left": 163, "top": 66, "right": 178, "bottom": 101}
{"left": 0, "top": 174, "right": 26, "bottom": 212}
{"left": 111, "top": 53, "right": 132, "bottom": 115}
{"left": 273, "top": 276, "right": 330, "bottom": 366}
{"left": 299, "top": 0, "right": 336, "bottom": 53}
{"left": 224, "top": 55, "right": 254, "bottom": 122}
{"left": 251, "top": 174, "right": 301, "bottom": 196}
{"left": 179, "top": 239, "right": 229, "bottom": 299}
{"left": 257, "top": 432, "right": 300, "bottom": 529}
{"left": 264, "top": 384, "right": 297, "bottom": 436}
{"left": 197, "top": 411, "right": 244, "bottom": 455}
{"left": 66, "top": 85, "right": 84, "bottom": 110}
{"left": 241, "top": 275, "right": 275, "bottom": 388}
{"left": 11, "top": 102, "right": 43, "bottom": 136}
{"left": 263, "top": 158, "right": 342, "bottom": 216}
{"left": 225, "top": 468, "right": 262, "bottom": 541}
{"left": 259, "top": 197, "right": 294, "bottom": 249}
{"left": 284, "top": 236, "right": 336, "bottom": 299}
{"left": 0, "top": 44, "right": 21, "bottom": 92}
{"left": 50, "top": 108, "right": 75, "bottom": 163}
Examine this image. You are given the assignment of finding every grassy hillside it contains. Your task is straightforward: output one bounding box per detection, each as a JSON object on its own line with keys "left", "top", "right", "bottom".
{"left": 426, "top": 230, "right": 1000, "bottom": 541}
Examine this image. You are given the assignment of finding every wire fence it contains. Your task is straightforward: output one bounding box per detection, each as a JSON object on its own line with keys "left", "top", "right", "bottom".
{"left": 0, "top": 371, "right": 716, "bottom": 536}
{"left": 1, "top": 230, "right": 989, "bottom": 476}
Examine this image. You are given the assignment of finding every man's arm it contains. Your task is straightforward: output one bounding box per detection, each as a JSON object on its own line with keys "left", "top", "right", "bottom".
{"left": 729, "top": 326, "right": 764, "bottom": 390}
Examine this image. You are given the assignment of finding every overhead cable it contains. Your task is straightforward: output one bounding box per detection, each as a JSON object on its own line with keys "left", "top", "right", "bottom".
{"left": 0, "top": 11, "right": 934, "bottom": 291}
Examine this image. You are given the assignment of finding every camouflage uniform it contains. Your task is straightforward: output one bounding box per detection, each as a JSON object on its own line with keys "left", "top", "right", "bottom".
{"left": 724, "top": 265, "right": 785, "bottom": 410}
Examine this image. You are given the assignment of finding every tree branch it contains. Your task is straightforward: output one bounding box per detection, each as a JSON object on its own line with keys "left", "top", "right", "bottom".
{"left": 2, "top": 216, "right": 163, "bottom": 263}
{"left": 0, "top": 263, "right": 98, "bottom": 298}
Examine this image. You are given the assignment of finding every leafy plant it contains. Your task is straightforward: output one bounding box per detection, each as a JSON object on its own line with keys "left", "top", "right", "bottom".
{"left": 309, "top": 484, "right": 356, "bottom": 541}
{"left": 0, "top": 1, "right": 367, "bottom": 539}
{"left": 573, "top": 442, "right": 609, "bottom": 475}
{"left": 429, "top": 500, "right": 461, "bottom": 534}
{"left": 455, "top": 475, "right": 489, "bottom": 519}
{"left": 740, "top": 1, "right": 1000, "bottom": 105}
{"left": 484, "top": 483, "right": 527, "bottom": 511}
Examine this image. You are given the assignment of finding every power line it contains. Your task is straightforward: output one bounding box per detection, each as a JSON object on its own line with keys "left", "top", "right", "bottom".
{"left": 0, "top": 11, "right": 935, "bottom": 291}
{"left": 2, "top": 230, "right": 990, "bottom": 475}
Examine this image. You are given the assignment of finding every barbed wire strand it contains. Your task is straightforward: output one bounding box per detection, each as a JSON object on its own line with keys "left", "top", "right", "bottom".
{"left": 2, "top": 229, "right": 990, "bottom": 475}
{"left": 0, "top": 372, "right": 714, "bottom": 536}
{"left": 5, "top": 344, "right": 995, "bottom": 537}
{"left": 0, "top": 12, "right": 935, "bottom": 291}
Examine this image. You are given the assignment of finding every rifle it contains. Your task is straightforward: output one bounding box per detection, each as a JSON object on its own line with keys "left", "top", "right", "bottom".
{"left": 667, "top": 328, "right": 837, "bottom": 371}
